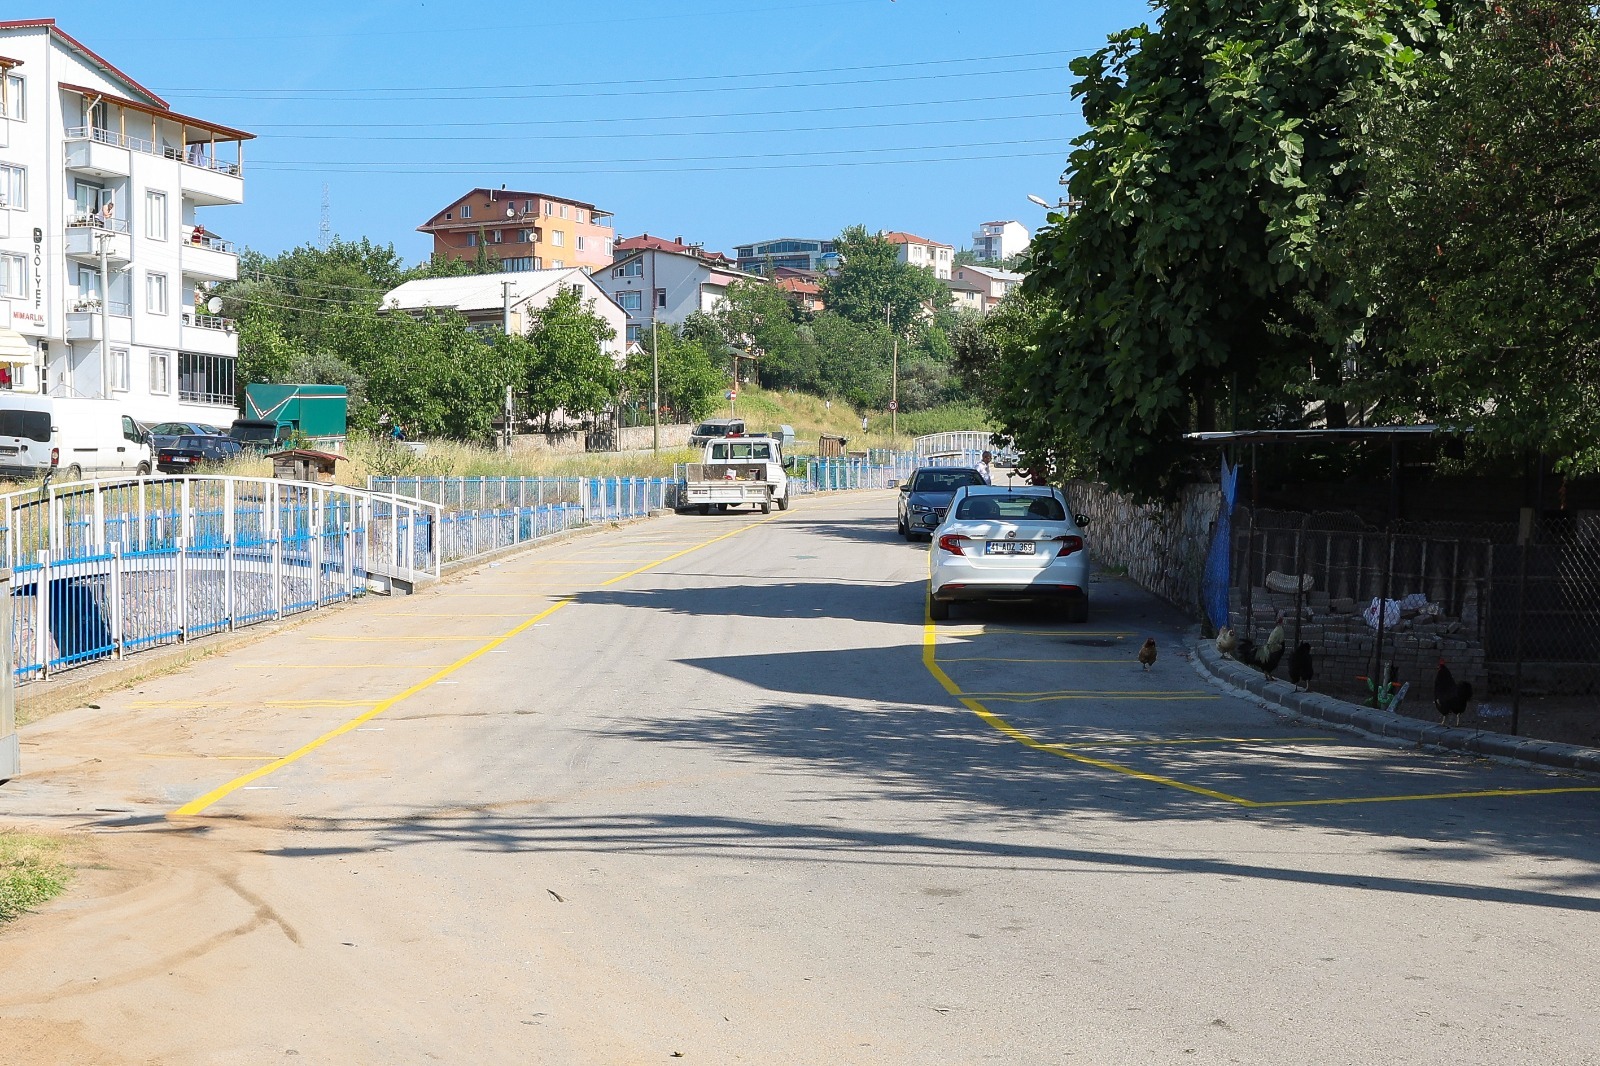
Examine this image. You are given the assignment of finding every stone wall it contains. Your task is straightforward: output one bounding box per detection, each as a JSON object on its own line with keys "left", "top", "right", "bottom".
{"left": 618, "top": 423, "right": 690, "bottom": 451}
{"left": 1064, "top": 480, "right": 1221, "bottom": 615}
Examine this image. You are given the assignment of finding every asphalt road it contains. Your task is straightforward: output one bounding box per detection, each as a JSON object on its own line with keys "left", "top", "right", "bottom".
{"left": 3, "top": 492, "right": 1599, "bottom": 1064}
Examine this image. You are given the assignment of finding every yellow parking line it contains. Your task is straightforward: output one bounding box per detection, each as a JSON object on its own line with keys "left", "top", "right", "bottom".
{"left": 169, "top": 516, "right": 777, "bottom": 820}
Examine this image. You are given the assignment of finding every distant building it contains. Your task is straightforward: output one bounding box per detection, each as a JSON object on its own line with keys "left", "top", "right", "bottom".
{"left": 381, "top": 269, "right": 626, "bottom": 360}
{"left": 946, "top": 264, "right": 1024, "bottom": 314}
{"left": 881, "top": 231, "right": 953, "bottom": 280}
{"left": 597, "top": 240, "right": 762, "bottom": 346}
{"left": 732, "top": 237, "right": 838, "bottom": 275}
{"left": 972, "top": 220, "right": 1030, "bottom": 263}
{"left": 0, "top": 18, "right": 251, "bottom": 424}
{"left": 417, "top": 188, "right": 615, "bottom": 273}
{"left": 772, "top": 266, "right": 823, "bottom": 313}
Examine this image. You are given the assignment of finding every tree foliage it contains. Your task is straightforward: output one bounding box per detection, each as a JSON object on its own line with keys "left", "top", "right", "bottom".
{"left": 523, "top": 286, "right": 620, "bottom": 427}
{"left": 821, "top": 225, "right": 951, "bottom": 334}
{"left": 623, "top": 324, "right": 726, "bottom": 424}
{"left": 1006, "top": 1, "right": 1452, "bottom": 497}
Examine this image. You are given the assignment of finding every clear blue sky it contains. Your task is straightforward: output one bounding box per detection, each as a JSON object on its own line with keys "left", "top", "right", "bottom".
{"left": 69, "top": 0, "right": 1157, "bottom": 263}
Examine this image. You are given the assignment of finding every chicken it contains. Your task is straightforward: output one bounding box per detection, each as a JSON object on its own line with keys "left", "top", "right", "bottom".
{"left": 1434, "top": 659, "right": 1473, "bottom": 726}
{"left": 1138, "top": 638, "right": 1158, "bottom": 671}
{"left": 1288, "top": 642, "right": 1314, "bottom": 691}
{"left": 1235, "top": 616, "right": 1287, "bottom": 678}
{"left": 1215, "top": 627, "right": 1238, "bottom": 659}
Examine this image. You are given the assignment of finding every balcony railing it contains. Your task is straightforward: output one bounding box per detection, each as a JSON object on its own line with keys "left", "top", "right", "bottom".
{"left": 183, "top": 312, "right": 236, "bottom": 332}
{"left": 67, "top": 299, "right": 131, "bottom": 317}
{"left": 64, "top": 125, "right": 243, "bottom": 177}
{"left": 66, "top": 212, "right": 130, "bottom": 234}
{"left": 185, "top": 230, "right": 237, "bottom": 254}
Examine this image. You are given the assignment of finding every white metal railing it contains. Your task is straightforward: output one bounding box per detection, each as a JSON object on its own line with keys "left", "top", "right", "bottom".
{"left": 183, "top": 312, "right": 236, "bottom": 332}
{"left": 66, "top": 212, "right": 130, "bottom": 234}
{"left": 0, "top": 475, "right": 440, "bottom": 682}
{"left": 187, "top": 231, "right": 237, "bottom": 255}
{"left": 64, "top": 125, "right": 243, "bottom": 176}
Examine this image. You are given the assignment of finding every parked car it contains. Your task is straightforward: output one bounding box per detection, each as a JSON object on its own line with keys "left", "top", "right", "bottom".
{"left": 148, "top": 421, "right": 225, "bottom": 451}
{"left": 689, "top": 418, "right": 746, "bottom": 447}
{"left": 0, "top": 395, "right": 152, "bottom": 481}
{"left": 230, "top": 418, "right": 295, "bottom": 453}
{"left": 927, "top": 484, "right": 1092, "bottom": 623}
{"left": 897, "top": 466, "right": 988, "bottom": 540}
{"left": 156, "top": 434, "right": 243, "bottom": 474}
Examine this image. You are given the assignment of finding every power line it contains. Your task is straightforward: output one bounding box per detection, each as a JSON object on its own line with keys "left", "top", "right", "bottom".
{"left": 266, "top": 110, "right": 1062, "bottom": 143}
{"left": 255, "top": 136, "right": 1068, "bottom": 168}
{"left": 155, "top": 48, "right": 1087, "bottom": 94}
{"left": 254, "top": 148, "right": 1070, "bottom": 177}
{"left": 227, "top": 91, "right": 1070, "bottom": 131}
{"left": 164, "top": 62, "right": 1067, "bottom": 104}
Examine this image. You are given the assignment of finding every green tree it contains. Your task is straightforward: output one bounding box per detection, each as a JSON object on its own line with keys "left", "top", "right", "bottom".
{"left": 624, "top": 325, "right": 725, "bottom": 425}
{"left": 821, "top": 225, "right": 951, "bottom": 334}
{"left": 1336, "top": 2, "right": 1600, "bottom": 472}
{"left": 524, "top": 287, "right": 619, "bottom": 427}
{"left": 1011, "top": 1, "right": 1452, "bottom": 497}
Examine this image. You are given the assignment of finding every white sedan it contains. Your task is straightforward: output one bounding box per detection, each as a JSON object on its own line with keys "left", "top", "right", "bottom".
{"left": 927, "top": 485, "right": 1091, "bottom": 622}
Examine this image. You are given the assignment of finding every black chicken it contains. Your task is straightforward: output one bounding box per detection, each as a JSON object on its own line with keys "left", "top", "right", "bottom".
{"left": 1288, "top": 643, "right": 1314, "bottom": 691}
{"left": 1434, "top": 659, "right": 1473, "bottom": 726}
{"left": 1234, "top": 619, "right": 1287, "bottom": 679}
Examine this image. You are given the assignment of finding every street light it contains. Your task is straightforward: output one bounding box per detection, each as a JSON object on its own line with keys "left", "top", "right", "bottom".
{"left": 1028, "top": 193, "right": 1083, "bottom": 214}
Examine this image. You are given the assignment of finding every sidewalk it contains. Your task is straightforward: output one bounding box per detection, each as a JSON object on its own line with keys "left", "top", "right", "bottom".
{"left": 1193, "top": 638, "right": 1600, "bottom": 776}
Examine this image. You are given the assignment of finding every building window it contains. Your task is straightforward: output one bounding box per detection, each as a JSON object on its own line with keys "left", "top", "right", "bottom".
{"left": 559, "top": 204, "right": 568, "bottom": 219}
{"left": 146, "top": 190, "right": 167, "bottom": 240}
{"left": 575, "top": 209, "right": 585, "bottom": 223}
{"left": 550, "top": 260, "right": 563, "bottom": 269}
{"left": 616, "top": 290, "right": 642, "bottom": 312}
{"left": 613, "top": 260, "right": 642, "bottom": 278}
{"left": 109, "top": 348, "right": 130, "bottom": 392}
{"left": 492, "top": 229, "right": 503, "bottom": 243}
{"left": 626, "top": 324, "right": 641, "bottom": 343}
{"left": 544, "top": 202, "right": 553, "bottom": 216}
{"left": 655, "top": 288, "right": 667, "bottom": 308}
{"left": 2, "top": 74, "right": 23, "bottom": 120}
{"left": 146, "top": 272, "right": 168, "bottom": 315}
{"left": 576, "top": 235, "right": 586, "bottom": 252}
{"left": 179, "top": 352, "right": 236, "bottom": 406}
{"left": 460, "top": 203, "right": 472, "bottom": 219}
{"left": 550, "top": 230, "right": 564, "bottom": 247}
{"left": 0, "top": 253, "right": 25, "bottom": 299}
{"left": 0, "top": 163, "right": 25, "bottom": 210}
{"left": 503, "top": 257, "right": 534, "bottom": 272}
{"left": 524, "top": 200, "right": 534, "bottom": 214}
{"left": 604, "top": 239, "right": 613, "bottom": 258}
{"left": 466, "top": 232, "right": 478, "bottom": 247}
{"left": 150, "top": 351, "right": 171, "bottom": 394}
{"left": 518, "top": 229, "right": 533, "bottom": 243}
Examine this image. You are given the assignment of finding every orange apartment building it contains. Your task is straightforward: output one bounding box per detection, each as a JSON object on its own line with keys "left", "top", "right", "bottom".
{"left": 417, "top": 187, "right": 615, "bottom": 273}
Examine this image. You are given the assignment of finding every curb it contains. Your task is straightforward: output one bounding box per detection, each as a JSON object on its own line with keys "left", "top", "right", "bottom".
{"left": 1192, "top": 638, "right": 1600, "bottom": 777}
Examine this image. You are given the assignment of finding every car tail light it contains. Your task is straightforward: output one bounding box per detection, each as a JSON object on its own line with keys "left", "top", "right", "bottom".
{"left": 938, "top": 534, "right": 969, "bottom": 555}
{"left": 49, "top": 447, "right": 58, "bottom": 467}
{"left": 1053, "top": 535, "right": 1084, "bottom": 555}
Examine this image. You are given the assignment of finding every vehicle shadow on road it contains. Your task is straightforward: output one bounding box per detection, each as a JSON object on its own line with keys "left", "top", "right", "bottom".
{"left": 569, "top": 578, "right": 930, "bottom": 626}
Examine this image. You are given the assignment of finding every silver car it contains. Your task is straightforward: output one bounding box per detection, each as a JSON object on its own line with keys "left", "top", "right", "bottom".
{"left": 927, "top": 484, "right": 1091, "bottom": 622}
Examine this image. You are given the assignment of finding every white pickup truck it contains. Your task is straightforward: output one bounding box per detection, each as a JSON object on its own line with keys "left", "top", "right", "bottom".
{"left": 680, "top": 436, "right": 792, "bottom": 515}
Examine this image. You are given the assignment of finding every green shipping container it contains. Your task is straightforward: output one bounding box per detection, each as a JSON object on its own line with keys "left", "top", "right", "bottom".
{"left": 243, "top": 384, "right": 348, "bottom": 440}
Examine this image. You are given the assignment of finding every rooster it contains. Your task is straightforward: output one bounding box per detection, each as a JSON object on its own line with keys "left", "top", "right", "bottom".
{"left": 1215, "top": 627, "right": 1238, "bottom": 659}
{"left": 1288, "top": 643, "right": 1314, "bottom": 691}
{"left": 1138, "top": 638, "right": 1158, "bottom": 671}
{"left": 1434, "top": 659, "right": 1473, "bottom": 727}
{"left": 1235, "top": 615, "right": 1286, "bottom": 678}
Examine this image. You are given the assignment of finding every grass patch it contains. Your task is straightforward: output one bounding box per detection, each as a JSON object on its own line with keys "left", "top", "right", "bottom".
{"left": 728, "top": 386, "right": 993, "bottom": 452}
{"left": 0, "top": 831, "right": 71, "bottom": 923}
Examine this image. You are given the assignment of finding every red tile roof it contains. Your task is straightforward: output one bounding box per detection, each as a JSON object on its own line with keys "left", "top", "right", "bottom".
{"left": 615, "top": 233, "right": 732, "bottom": 263}
{"left": 880, "top": 230, "right": 953, "bottom": 250}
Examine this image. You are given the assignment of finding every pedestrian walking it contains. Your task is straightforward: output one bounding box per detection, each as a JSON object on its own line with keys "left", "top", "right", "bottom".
{"left": 861, "top": 415, "right": 869, "bottom": 433}
{"left": 977, "top": 450, "right": 994, "bottom": 485}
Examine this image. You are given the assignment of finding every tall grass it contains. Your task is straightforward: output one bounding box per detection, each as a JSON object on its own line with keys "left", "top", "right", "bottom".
{"left": 730, "top": 386, "right": 992, "bottom": 451}
{"left": 0, "top": 831, "right": 70, "bottom": 923}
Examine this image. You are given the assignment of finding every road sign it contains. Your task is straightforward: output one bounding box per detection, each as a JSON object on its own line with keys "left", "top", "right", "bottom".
{"left": 726, "top": 390, "right": 736, "bottom": 400}
{"left": 888, "top": 401, "right": 898, "bottom": 412}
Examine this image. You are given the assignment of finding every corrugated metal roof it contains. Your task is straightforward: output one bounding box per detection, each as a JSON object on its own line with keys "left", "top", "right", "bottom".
{"left": 381, "top": 270, "right": 580, "bottom": 313}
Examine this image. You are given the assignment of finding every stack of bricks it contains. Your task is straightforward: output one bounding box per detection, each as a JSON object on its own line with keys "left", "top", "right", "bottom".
{"left": 1227, "top": 584, "right": 1487, "bottom": 701}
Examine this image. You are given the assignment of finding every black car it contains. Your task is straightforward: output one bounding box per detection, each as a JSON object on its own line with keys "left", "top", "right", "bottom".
{"left": 148, "top": 421, "right": 225, "bottom": 451}
{"left": 897, "top": 466, "right": 989, "bottom": 540}
{"left": 156, "top": 434, "right": 243, "bottom": 474}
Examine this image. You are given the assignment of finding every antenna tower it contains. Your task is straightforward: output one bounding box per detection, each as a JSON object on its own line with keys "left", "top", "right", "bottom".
{"left": 319, "top": 183, "right": 331, "bottom": 247}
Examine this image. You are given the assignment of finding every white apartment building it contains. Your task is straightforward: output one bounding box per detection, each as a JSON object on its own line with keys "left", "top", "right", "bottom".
{"left": 381, "top": 269, "right": 628, "bottom": 363}
{"left": 972, "top": 220, "right": 1030, "bottom": 263}
{"left": 598, "top": 242, "right": 762, "bottom": 346}
{"left": 0, "top": 20, "right": 248, "bottom": 425}
{"left": 946, "top": 263, "right": 1025, "bottom": 314}
{"left": 881, "top": 231, "right": 953, "bottom": 280}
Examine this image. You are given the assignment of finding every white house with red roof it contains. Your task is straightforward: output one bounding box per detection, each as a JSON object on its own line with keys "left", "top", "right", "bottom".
{"left": 598, "top": 235, "right": 762, "bottom": 345}
{"left": 880, "top": 230, "right": 954, "bottom": 280}
{"left": 0, "top": 19, "right": 250, "bottom": 427}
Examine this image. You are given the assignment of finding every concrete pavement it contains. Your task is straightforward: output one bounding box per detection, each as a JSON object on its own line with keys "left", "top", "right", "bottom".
{"left": 2, "top": 492, "right": 1599, "bottom": 1064}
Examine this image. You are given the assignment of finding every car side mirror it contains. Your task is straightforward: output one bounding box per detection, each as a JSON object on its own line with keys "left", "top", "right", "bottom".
{"left": 899, "top": 482, "right": 911, "bottom": 492}
{"left": 1075, "top": 514, "right": 1091, "bottom": 528}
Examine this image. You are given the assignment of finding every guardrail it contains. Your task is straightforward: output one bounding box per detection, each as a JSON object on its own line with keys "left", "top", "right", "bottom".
{"left": 369, "top": 475, "right": 675, "bottom": 567}
{"left": 1, "top": 476, "right": 439, "bottom": 682}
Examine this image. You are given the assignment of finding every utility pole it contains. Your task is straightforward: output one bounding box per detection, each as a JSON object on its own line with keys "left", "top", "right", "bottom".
{"left": 651, "top": 315, "right": 661, "bottom": 453}
{"left": 503, "top": 384, "right": 513, "bottom": 456}
{"left": 886, "top": 300, "right": 897, "bottom": 441}
{"left": 501, "top": 280, "right": 514, "bottom": 336}
{"left": 97, "top": 230, "right": 112, "bottom": 398}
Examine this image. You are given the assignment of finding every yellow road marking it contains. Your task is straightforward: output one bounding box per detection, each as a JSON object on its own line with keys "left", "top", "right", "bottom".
{"left": 170, "top": 516, "right": 779, "bottom": 819}
{"left": 922, "top": 586, "right": 1600, "bottom": 808}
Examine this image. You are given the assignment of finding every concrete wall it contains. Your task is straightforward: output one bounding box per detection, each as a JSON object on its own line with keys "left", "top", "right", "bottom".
{"left": 618, "top": 423, "right": 690, "bottom": 451}
{"left": 512, "top": 422, "right": 691, "bottom": 454}
{"left": 1063, "top": 480, "right": 1221, "bottom": 615}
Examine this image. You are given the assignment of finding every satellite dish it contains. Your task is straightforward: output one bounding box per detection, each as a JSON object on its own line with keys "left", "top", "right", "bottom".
{"left": 206, "top": 296, "right": 223, "bottom": 314}
{"left": 506, "top": 206, "right": 515, "bottom": 218}
{"left": 1026, "top": 194, "right": 1051, "bottom": 209}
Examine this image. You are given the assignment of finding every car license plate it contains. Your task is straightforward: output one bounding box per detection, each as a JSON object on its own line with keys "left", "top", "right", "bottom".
{"left": 0, "top": 446, "right": 16, "bottom": 456}
{"left": 985, "top": 541, "right": 1036, "bottom": 555}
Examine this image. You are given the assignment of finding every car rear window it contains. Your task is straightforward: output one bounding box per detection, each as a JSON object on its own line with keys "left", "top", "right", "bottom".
{"left": 175, "top": 435, "right": 208, "bottom": 448}
{"left": 955, "top": 495, "right": 1066, "bottom": 521}
{"left": 912, "top": 470, "right": 984, "bottom": 493}
{"left": 0, "top": 409, "right": 52, "bottom": 443}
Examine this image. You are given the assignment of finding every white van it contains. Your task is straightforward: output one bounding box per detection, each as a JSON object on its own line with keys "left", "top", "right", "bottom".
{"left": 0, "top": 395, "right": 153, "bottom": 481}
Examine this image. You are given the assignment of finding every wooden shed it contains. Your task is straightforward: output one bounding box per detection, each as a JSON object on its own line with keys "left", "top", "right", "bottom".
{"left": 267, "top": 448, "right": 342, "bottom": 484}
{"left": 817, "top": 433, "right": 848, "bottom": 458}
